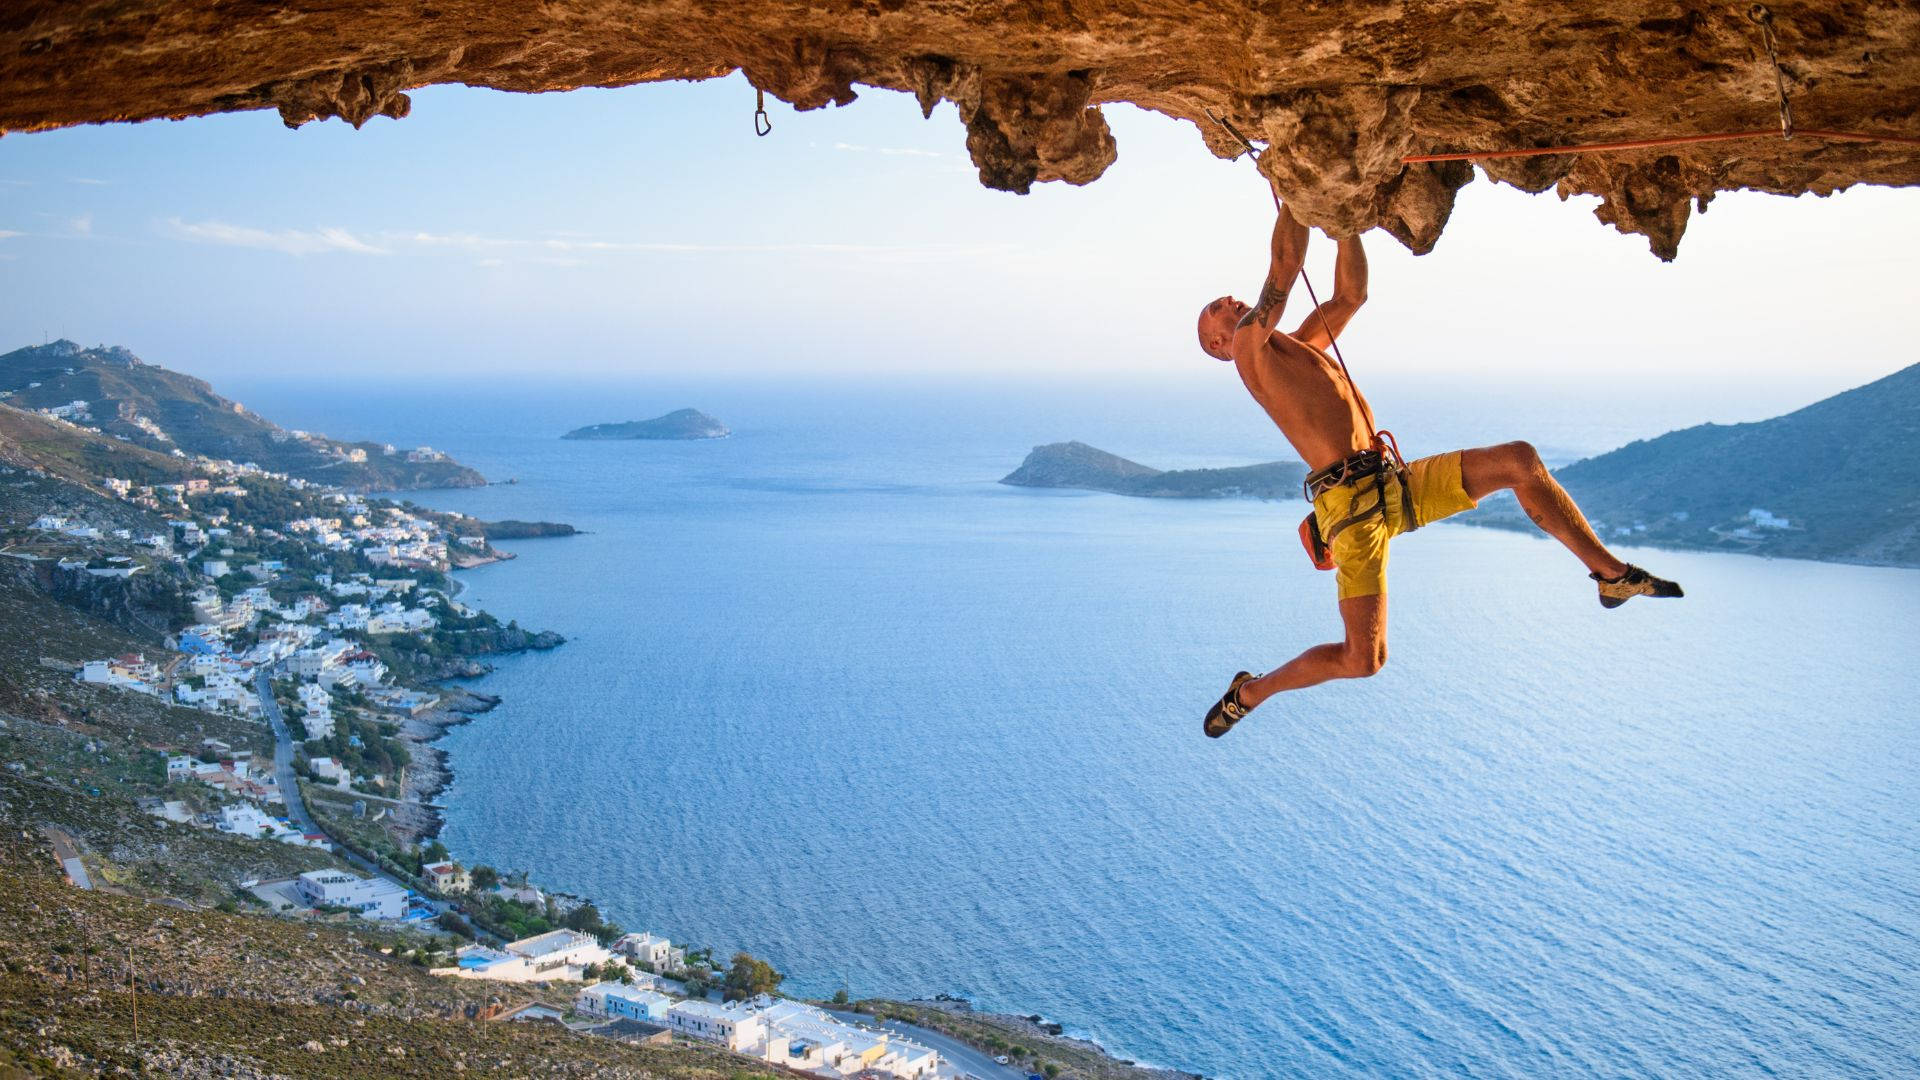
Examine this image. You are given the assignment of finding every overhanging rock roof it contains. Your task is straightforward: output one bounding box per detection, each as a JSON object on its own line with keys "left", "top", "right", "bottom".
{"left": 3, "top": 1, "right": 1918, "bottom": 258}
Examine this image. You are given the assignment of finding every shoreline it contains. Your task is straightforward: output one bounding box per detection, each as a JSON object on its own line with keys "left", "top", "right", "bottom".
{"left": 410, "top": 550, "right": 1207, "bottom": 1080}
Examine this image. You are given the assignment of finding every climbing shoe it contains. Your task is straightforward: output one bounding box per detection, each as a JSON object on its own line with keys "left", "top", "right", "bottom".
{"left": 1203, "top": 671, "right": 1257, "bottom": 739}
{"left": 1592, "top": 564, "right": 1685, "bottom": 609}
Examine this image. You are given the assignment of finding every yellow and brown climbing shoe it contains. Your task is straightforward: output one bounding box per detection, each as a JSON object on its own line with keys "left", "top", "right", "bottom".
{"left": 1203, "top": 671, "right": 1257, "bottom": 738}
{"left": 1592, "top": 564, "right": 1684, "bottom": 609}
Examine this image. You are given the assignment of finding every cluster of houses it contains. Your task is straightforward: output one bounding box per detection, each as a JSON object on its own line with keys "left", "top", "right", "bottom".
{"left": 78, "top": 652, "right": 164, "bottom": 697}
{"left": 438, "top": 926, "right": 679, "bottom": 984}
{"left": 431, "top": 920, "right": 946, "bottom": 1078}
{"left": 149, "top": 740, "right": 332, "bottom": 849}
{"left": 285, "top": 501, "right": 450, "bottom": 570}
{"left": 573, "top": 988, "right": 941, "bottom": 1080}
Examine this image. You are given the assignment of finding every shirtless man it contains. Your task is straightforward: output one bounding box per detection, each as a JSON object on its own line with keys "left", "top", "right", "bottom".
{"left": 1195, "top": 203, "right": 1682, "bottom": 739}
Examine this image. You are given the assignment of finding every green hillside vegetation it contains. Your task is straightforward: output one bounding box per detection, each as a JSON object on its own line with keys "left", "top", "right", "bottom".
{"left": 0, "top": 341, "right": 486, "bottom": 491}
{"left": 1464, "top": 363, "right": 1920, "bottom": 566}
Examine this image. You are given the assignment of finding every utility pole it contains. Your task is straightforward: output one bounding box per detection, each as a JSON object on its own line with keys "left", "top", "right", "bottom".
{"left": 128, "top": 945, "right": 138, "bottom": 1043}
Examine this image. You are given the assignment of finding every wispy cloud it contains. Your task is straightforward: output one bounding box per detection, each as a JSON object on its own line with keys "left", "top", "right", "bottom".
{"left": 70, "top": 177, "right": 109, "bottom": 186}
{"left": 0, "top": 230, "right": 20, "bottom": 240}
{"left": 164, "top": 218, "right": 389, "bottom": 255}
{"left": 408, "top": 228, "right": 994, "bottom": 261}
{"left": 833, "top": 141, "right": 943, "bottom": 158}
{"left": 159, "top": 219, "right": 1006, "bottom": 265}
{"left": 70, "top": 214, "right": 93, "bottom": 236}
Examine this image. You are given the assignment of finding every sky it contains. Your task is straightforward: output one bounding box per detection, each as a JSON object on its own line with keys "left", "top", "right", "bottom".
{"left": 1, "top": 72, "right": 1917, "bottom": 397}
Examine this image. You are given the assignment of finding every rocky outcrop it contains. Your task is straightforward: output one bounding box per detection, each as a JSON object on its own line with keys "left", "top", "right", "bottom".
{"left": 562, "top": 409, "right": 729, "bottom": 441}
{"left": 3, "top": 3, "right": 1918, "bottom": 258}
{"left": 1003, "top": 441, "right": 1305, "bottom": 499}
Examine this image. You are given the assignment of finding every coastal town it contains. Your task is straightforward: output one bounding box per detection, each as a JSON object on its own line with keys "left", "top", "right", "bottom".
{"left": 0, "top": 387, "right": 1069, "bottom": 1080}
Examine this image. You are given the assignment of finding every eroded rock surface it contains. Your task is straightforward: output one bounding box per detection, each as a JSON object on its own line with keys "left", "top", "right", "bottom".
{"left": 3, "top": 1, "right": 1917, "bottom": 257}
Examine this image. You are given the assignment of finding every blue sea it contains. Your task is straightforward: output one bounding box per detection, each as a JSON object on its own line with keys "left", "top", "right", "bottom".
{"left": 233, "top": 373, "right": 1920, "bottom": 1079}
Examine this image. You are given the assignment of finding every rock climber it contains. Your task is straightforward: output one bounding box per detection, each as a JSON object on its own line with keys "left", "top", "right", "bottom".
{"left": 1193, "top": 202, "right": 1682, "bottom": 739}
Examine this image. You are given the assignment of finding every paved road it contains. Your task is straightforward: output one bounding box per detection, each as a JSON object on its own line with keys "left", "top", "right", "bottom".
{"left": 824, "top": 1008, "right": 1025, "bottom": 1080}
{"left": 254, "top": 667, "right": 318, "bottom": 835}
{"left": 43, "top": 826, "right": 92, "bottom": 889}
{"left": 253, "top": 666, "right": 447, "bottom": 920}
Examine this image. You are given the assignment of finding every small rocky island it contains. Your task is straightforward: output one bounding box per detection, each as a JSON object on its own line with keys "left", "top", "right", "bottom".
{"left": 562, "top": 408, "right": 729, "bottom": 440}
{"left": 1002, "top": 441, "right": 1305, "bottom": 499}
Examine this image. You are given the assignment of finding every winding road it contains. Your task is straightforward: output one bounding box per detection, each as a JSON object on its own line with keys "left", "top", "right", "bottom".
{"left": 824, "top": 1008, "right": 1025, "bottom": 1080}
{"left": 255, "top": 666, "right": 318, "bottom": 835}
{"left": 253, "top": 666, "right": 430, "bottom": 912}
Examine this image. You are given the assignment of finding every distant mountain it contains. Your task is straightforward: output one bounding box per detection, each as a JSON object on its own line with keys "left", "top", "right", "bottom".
{"left": 1002, "top": 441, "right": 1306, "bottom": 499}
{"left": 1465, "top": 362, "right": 1920, "bottom": 566}
{"left": 0, "top": 340, "right": 485, "bottom": 491}
{"left": 563, "top": 408, "right": 729, "bottom": 440}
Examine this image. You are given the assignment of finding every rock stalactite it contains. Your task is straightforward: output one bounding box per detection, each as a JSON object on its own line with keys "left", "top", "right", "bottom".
{"left": 3, "top": 1, "right": 1918, "bottom": 258}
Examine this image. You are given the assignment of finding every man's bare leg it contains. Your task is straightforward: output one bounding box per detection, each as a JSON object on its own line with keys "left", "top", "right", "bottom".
{"left": 1460, "top": 441, "right": 1629, "bottom": 579}
{"left": 1237, "top": 594, "right": 1387, "bottom": 712}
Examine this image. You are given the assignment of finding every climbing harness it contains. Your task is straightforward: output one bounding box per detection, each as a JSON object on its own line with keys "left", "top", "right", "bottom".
{"left": 1402, "top": 6, "right": 1920, "bottom": 163}
{"left": 753, "top": 87, "right": 773, "bottom": 137}
{"left": 1204, "top": 109, "right": 1415, "bottom": 572}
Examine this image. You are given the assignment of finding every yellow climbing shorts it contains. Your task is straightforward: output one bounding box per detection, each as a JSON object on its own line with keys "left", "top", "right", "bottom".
{"left": 1311, "top": 451, "right": 1479, "bottom": 601}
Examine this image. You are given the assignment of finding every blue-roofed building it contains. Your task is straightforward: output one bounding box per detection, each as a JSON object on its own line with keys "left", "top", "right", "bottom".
{"left": 576, "top": 982, "right": 672, "bottom": 1021}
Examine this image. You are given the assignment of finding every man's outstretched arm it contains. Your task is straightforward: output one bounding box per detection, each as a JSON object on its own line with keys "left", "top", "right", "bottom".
{"left": 1236, "top": 203, "right": 1310, "bottom": 338}
{"left": 1293, "top": 231, "right": 1368, "bottom": 350}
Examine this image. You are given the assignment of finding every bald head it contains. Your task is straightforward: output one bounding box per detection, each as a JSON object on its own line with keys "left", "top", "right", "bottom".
{"left": 1196, "top": 296, "right": 1246, "bottom": 361}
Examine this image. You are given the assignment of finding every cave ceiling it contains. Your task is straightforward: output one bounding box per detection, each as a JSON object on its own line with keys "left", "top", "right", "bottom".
{"left": 3, "top": 1, "right": 1918, "bottom": 258}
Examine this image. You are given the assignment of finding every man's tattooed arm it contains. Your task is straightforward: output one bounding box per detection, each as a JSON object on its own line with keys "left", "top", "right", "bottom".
{"left": 1237, "top": 276, "right": 1291, "bottom": 333}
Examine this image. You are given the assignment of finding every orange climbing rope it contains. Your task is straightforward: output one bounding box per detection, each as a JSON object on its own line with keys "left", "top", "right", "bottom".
{"left": 1402, "top": 128, "right": 1920, "bottom": 164}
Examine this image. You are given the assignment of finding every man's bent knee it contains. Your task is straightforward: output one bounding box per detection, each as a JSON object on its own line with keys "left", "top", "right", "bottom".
{"left": 1497, "top": 440, "right": 1545, "bottom": 480}
{"left": 1341, "top": 642, "right": 1387, "bottom": 678}
{"left": 1464, "top": 441, "right": 1547, "bottom": 499}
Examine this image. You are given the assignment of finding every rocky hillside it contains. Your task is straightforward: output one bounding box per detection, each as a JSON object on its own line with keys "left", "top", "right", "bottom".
{"left": 1467, "top": 363, "right": 1920, "bottom": 566}
{"left": 0, "top": 830, "right": 764, "bottom": 1078}
{"left": 0, "top": 341, "right": 485, "bottom": 491}
{"left": 1003, "top": 441, "right": 1305, "bottom": 500}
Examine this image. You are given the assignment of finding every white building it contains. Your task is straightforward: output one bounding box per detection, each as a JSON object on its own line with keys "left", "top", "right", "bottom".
{"left": 365, "top": 607, "right": 435, "bottom": 636}
{"left": 667, "top": 1000, "right": 767, "bottom": 1052}
{"left": 289, "top": 641, "right": 351, "bottom": 678}
{"left": 576, "top": 982, "right": 673, "bottom": 1021}
{"left": 440, "top": 928, "right": 611, "bottom": 983}
{"left": 753, "top": 1001, "right": 940, "bottom": 1079}
{"left": 295, "top": 869, "right": 409, "bottom": 919}
{"left": 217, "top": 802, "right": 282, "bottom": 839}
{"left": 297, "top": 683, "right": 334, "bottom": 738}
{"left": 506, "top": 929, "right": 610, "bottom": 973}
{"left": 615, "top": 932, "right": 688, "bottom": 972}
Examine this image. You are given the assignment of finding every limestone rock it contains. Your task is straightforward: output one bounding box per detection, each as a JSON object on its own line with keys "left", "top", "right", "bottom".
{"left": 2, "top": 1, "right": 1918, "bottom": 257}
